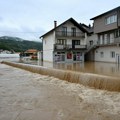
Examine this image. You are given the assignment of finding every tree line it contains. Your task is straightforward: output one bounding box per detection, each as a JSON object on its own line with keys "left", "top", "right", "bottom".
{"left": 0, "top": 36, "right": 42, "bottom": 52}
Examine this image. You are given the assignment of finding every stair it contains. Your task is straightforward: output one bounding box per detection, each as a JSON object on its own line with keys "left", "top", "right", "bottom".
{"left": 85, "top": 44, "right": 97, "bottom": 54}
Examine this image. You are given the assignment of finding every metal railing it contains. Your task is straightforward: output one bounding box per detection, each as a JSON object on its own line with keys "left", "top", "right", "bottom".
{"left": 54, "top": 44, "right": 86, "bottom": 50}
{"left": 97, "top": 37, "right": 120, "bottom": 45}
{"left": 55, "top": 31, "right": 85, "bottom": 38}
{"left": 114, "top": 37, "right": 120, "bottom": 43}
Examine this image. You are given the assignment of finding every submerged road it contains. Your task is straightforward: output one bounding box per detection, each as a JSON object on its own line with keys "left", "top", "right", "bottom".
{"left": 0, "top": 63, "right": 120, "bottom": 120}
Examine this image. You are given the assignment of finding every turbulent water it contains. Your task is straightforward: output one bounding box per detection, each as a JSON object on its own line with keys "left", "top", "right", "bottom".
{"left": 0, "top": 64, "right": 120, "bottom": 120}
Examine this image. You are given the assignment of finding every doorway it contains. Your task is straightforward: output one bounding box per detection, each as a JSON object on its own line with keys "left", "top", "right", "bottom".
{"left": 72, "top": 40, "right": 75, "bottom": 49}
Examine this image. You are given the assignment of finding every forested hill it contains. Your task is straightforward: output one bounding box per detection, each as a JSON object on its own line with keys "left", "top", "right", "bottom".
{"left": 0, "top": 36, "right": 42, "bottom": 52}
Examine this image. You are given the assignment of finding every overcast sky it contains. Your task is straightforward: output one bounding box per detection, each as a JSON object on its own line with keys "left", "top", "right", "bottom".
{"left": 0, "top": 0, "right": 119, "bottom": 41}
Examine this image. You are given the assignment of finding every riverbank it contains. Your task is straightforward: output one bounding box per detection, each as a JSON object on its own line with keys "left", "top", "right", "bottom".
{"left": 0, "top": 64, "right": 120, "bottom": 120}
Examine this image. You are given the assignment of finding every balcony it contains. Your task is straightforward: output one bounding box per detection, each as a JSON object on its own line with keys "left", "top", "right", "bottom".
{"left": 97, "top": 37, "right": 120, "bottom": 46}
{"left": 54, "top": 44, "right": 87, "bottom": 50}
{"left": 114, "top": 37, "right": 120, "bottom": 43}
{"left": 55, "top": 31, "right": 85, "bottom": 38}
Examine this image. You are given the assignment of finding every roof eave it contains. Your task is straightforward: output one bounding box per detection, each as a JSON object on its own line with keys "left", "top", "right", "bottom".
{"left": 90, "top": 6, "right": 120, "bottom": 20}
{"left": 40, "top": 18, "right": 89, "bottom": 38}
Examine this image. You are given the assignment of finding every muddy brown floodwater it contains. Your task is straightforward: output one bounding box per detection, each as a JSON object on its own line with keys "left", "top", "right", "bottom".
{"left": 42, "top": 61, "right": 120, "bottom": 77}
{"left": 0, "top": 63, "right": 120, "bottom": 120}
{"left": 20, "top": 60, "right": 120, "bottom": 77}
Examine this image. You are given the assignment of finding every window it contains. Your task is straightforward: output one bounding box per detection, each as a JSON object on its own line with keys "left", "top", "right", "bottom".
{"left": 57, "top": 39, "right": 66, "bottom": 45}
{"left": 55, "top": 52, "right": 65, "bottom": 62}
{"left": 105, "top": 14, "right": 117, "bottom": 25}
{"left": 74, "top": 40, "right": 80, "bottom": 45}
{"left": 110, "top": 33, "right": 114, "bottom": 43}
{"left": 100, "top": 52, "right": 104, "bottom": 58}
{"left": 111, "top": 51, "right": 115, "bottom": 58}
{"left": 62, "top": 27, "right": 67, "bottom": 36}
{"left": 89, "top": 40, "right": 93, "bottom": 46}
{"left": 73, "top": 52, "right": 82, "bottom": 61}
{"left": 71, "top": 27, "right": 76, "bottom": 37}
{"left": 119, "top": 29, "right": 120, "bottom": 36}
{"left": 106, "top": 17, "right": 111, "bottom": 24}
{"left": 115, "top": 30, "right": 119, "bottom": 38}
{"left": 104, "top": 34, "right": 108, "bottom": 44}
{"left": 99, "top": 35, "right": 104, "bottom": 44}
{"left": 115, "top": 29, "right": 120, "bottom": 38}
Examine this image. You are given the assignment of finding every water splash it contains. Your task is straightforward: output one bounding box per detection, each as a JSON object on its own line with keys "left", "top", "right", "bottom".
{"left": 2, "top": 61, "right": 120, "bottom": 92}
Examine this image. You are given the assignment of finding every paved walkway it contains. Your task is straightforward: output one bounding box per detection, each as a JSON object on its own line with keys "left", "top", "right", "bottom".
{"left": 0, "top": 63, "right": 120, "bottom": 120}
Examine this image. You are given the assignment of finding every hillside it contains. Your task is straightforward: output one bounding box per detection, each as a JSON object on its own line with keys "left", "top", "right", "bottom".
{"left": 0, "top": 36, "right": 42, "bottom": 52}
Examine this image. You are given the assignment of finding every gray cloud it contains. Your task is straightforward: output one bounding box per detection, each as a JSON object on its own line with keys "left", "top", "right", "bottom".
{"left": 0, "top": 25, "right": 44, "bottom": 41}
{"left": 0, "top": 0, "right": 119, "bottom": 41}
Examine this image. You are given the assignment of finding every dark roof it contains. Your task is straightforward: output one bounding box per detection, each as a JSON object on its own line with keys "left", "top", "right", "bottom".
{"left": 40, "top": 18, "right": 89, "bottom": 38}
{"left": 81, "top": 23, "right": 93, "bottom": 33}
{"left": 90, "top": 6, "right": 120, "bottom": 20}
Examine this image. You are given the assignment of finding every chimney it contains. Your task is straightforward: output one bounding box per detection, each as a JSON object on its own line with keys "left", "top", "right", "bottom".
{"left": 54, "top": 21, "right": 57, "bottom": 28}
{"left": 88, "top": 24, "right": 91, "bottom": 28}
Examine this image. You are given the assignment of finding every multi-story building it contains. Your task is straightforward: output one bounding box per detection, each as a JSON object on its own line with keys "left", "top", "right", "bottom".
{"left": 40, "top": 6, "right": 120, "bottom": 63}
{"left": 40, "top": 18, "right": 92, "bottom": 63}
{"left": 91, "top": 6, "right": 120, "bottom": 63}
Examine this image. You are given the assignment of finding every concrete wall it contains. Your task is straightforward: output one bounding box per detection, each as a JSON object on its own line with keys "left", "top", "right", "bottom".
{"left": 94, "top": 46, "right": 120, "bottom": 63}
{"left": 42, "top": 31, "right": 55, "bottom": 62}
{"left": 93, "top": 11, "right": 118, "bottom": 33}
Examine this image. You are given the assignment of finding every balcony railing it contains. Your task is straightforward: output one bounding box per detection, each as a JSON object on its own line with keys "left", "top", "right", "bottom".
{"left": 54, "top": 44, "right": 87, "bottom": 50}
{"left": 115, "top": 37, "right": 120, "bottom": 43}
{"left": 55, "top": 31, "right": 85, "bottom": 38}
{"left": 97, "top": 37, "right": 120, "bottom": 46}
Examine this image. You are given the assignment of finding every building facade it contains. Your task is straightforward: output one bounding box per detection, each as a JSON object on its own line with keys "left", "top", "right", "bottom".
{"left": 91, "top": 6, "right": 120, "bottom": 63}
{"left": 40, "top": 6, "right": 120, "bottom": 63}
{"left": 41, "top": 18, "right": 91, "bottom": 63}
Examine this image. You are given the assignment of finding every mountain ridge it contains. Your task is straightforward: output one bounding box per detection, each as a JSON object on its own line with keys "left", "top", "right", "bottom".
{"left": 0, "top": 36, "right": 42, "bottom": 52}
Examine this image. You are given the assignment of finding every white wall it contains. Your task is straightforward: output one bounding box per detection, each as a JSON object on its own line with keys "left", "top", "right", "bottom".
{"left": 37, "top": 52, "right": 42, "bottom": 60}
{"left": 56, "top": 21, "right": 83, "bottom": 33}
{"left": 42, "top": 20, "right": 87, "bottom": 63}
{"left": 42, "top": 31, "right": 55, "bottom": 62}
{"left": 55, "top": 21, "right": 86, "bottom": 45}
{"left": 95, "top": 46, "right": 120, "bottom": 63}
{"left": 86, "top": 34, "right": 98, "bottom": 47}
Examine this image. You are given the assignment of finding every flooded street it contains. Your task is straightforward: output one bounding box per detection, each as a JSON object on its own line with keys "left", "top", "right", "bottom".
{"left": 0, "top": 63, "right": 120, "bottom": 120}
{"left": 22, "top": 59, "right": 120, "bottom": 77}
{"left": 1, "top": 57, "right": 120, "bottom": 77}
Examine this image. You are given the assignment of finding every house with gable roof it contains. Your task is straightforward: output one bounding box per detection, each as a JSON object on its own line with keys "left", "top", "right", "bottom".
{"left": 40, "top": 18, "right": 92, "bottom": 63}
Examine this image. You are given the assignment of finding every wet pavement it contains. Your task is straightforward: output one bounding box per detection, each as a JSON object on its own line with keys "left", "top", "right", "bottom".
{"left": 0, "top": 63, "right": 120, "bottom": 120}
